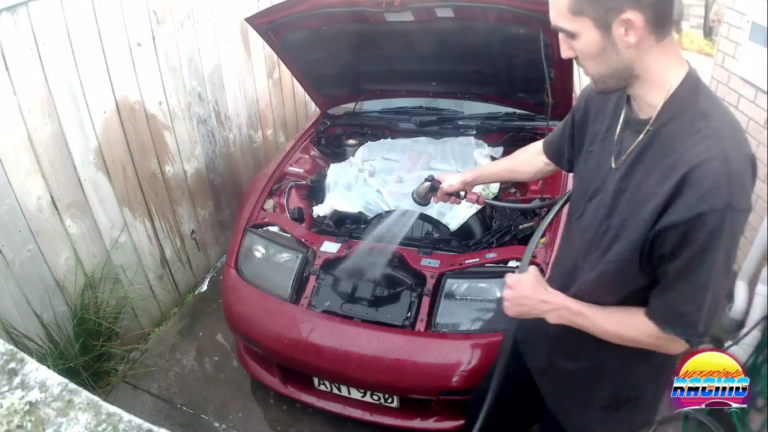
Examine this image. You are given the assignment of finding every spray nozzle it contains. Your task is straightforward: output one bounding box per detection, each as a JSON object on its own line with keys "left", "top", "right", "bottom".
{"left": 411, "top": 175, "right": 483, "bottom": 206}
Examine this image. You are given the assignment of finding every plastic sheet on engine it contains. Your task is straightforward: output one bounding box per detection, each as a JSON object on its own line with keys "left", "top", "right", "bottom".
{"left": 312, "top": 136, "right": 503, "bottom": 231}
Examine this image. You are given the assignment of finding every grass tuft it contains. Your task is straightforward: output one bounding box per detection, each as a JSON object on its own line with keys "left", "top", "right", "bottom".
{"left": 0, "top": 248, "right": 220, "bottom": 398}
{"left": 0, "top": 263, "right": 144, "bottom": 397}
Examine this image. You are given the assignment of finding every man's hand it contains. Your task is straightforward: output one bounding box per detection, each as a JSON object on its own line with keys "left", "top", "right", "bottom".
{"left": 433, "top": 172, "right": 473, "bottom": 205}
{"left": 501, "top": 266, "right": 561, "bottom": 321}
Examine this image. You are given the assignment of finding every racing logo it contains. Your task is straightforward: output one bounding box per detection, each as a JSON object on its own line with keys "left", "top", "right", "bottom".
{"left": 670, "top": 349, "right": 750, "bottom": 412}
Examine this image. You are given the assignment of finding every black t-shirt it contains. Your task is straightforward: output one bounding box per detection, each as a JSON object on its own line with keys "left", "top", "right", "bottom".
{"left": 516, "top": 67, "right": 757, "bottom": 432}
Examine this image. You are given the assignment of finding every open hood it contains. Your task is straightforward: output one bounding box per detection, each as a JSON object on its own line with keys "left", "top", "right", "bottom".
{"left": 246, "top": 0, "right": 573, "bottom": 119}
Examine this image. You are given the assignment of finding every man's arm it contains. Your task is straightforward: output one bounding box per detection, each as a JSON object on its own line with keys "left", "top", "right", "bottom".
{"left": 548, "top": 207, "right": 747, "bottom": 356}
{"left": 434, "top": 87, "right": 593, "bottom": 203}
{"left": 434, "top": 140, "right": 559, "bottom": 203}
{"left": 503, "top": 207, "right": 748, "bottom": 356}
{"left": 545, "top": 295, "right": 690, "bottom": 355}
{"left": 461, "top": 139, "right": 560, "bottom": 185}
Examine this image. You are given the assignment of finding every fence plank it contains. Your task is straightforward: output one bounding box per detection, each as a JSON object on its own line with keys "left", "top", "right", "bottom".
{"left": 26, "top": 0, "right": 160, "bottom": 333}
{"left": 0, "top": 5, "right": 108, "bottom": 281}
{"left": 0, "top": 162, "right": 64, "bottom": 331}
{"left": 305, "top": 88, "right": 318, "bottom": 119}
{"left": 0, "top": 45, "right": 82, "bottom": 299}
{"left": 169, "top": 0, "right": 237, "bottom": 246}
{"left": 145, "top": 0, "right": 222, "bottom": 264}
{"left": 60, "top": 0, "right": 172, "bottom": 326}
{"left": 234, "top": 1, "right": 267, "bottom": 175}
{"left": 279, "top": 60, "right": 298, "bottom": 139}
{"left": 213, "top": 1, "right": 257, "bottom": 189}
{"left": 292, "top": 77, "right": 308, "bottom": 127}
{"left": 234, "top": 13, "right": 267, "bottom": 172}
{"left": 0, "top": 251, "right": 42, "bottom": 341}
{"left": 191, "top": 0, "right": 246, "bottom": 201}
{"left": 259, "top": 1, "right": 289, "bottom": 150}
{"left": 245, "top": 10, "right": 278, "bottom": 161}
{"left": 120, "top": 0, "right": 210, "bottom": 285}
{"left": 92, "top": 0, "right": 194, "bottom": 307}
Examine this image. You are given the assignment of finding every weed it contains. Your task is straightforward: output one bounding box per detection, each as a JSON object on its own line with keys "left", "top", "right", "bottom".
{"left": 0, "top": 262, "right": 144, "bottom": 397}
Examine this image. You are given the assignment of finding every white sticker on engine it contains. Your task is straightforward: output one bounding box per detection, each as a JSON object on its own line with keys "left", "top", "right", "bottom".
{"left": 465, "top": 258, "right": 480, "bottom": 264}
{"left": 319, "top": 241, "right": 342, "bottom": 253}
{"left": 384, "top": 11, "right": 414, "bottom": 21}
{"left": 435, "top": 8, "right": 454, "bottom": 17}
{"left": 508, "top": 260, "right": 520, "bottom": 268}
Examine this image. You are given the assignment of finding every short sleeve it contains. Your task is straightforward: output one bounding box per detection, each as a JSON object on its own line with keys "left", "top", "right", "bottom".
{"left": 644, "top": 208, "right": 750, "bottom": 347}
{"left": 542, "top": 84, "right": 593, "bottom": 173}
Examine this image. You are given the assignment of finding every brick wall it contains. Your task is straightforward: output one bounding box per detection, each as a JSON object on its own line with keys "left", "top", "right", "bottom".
{"left": 709, "top": 0, "right": 768, "bottom": 267}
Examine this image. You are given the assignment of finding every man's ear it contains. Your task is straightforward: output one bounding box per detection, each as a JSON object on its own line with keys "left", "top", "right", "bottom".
{"left": 612, "top": 10, "right": 646, "bottom": 46}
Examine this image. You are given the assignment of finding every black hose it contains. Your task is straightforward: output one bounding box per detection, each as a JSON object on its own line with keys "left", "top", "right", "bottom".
{"left": 471, "top": 190, "right": 572, "bottom": 432}
{"left": 722, "top": 314, "right": 768, "bottom": 351}
{"left": 483, "top": 196, "right": 563, "bottom": 210}
{"left": 648, "top": 409, "right": 726, "bottom": 432}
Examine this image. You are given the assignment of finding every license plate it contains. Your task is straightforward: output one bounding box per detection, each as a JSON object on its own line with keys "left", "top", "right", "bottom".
{"left": 313, "top": 377, "right": 399, "bottom": 408}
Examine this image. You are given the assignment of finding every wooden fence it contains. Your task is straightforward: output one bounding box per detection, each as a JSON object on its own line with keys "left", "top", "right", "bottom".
{"left": 0, "top": 0, "right": 317, "bottom": 340}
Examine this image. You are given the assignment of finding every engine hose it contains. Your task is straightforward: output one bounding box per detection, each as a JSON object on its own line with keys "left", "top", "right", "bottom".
{"left": 483, "top": 196, "right": 563, "bottom": 210}
{"left": 471, "top": 189, "right": 571, "bottom": 432}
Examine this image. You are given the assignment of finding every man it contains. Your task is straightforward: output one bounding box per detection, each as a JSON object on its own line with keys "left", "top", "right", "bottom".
{"left": 434, "top": 1, "right": 757, "bottom": 431}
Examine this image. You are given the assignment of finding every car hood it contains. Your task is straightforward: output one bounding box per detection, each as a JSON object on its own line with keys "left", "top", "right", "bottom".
{"left": 246, "top": 0, "right": 573, "bottom": 118}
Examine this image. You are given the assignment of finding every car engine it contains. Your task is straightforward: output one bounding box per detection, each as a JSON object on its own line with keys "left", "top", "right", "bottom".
{"left": 304, "top": 124, "right": 546, "bottom": 254}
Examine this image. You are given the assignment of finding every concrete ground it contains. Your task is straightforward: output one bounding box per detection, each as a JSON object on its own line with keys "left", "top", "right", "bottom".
{"left": 107, "top": 264, "right": 400, "bottom": 432}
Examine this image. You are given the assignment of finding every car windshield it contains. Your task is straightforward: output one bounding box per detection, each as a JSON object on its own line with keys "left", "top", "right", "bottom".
{"left": 326, "top": 98, "right": 533, "bottom": 116}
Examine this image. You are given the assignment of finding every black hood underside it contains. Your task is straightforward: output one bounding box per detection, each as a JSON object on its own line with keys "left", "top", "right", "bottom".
{"left": 274, "top": 19, "right": 555, "bottom": 107}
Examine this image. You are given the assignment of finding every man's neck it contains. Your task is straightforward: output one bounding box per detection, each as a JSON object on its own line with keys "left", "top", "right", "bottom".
{"left": 626, "top": 37, "right": 690, "bottom": 119}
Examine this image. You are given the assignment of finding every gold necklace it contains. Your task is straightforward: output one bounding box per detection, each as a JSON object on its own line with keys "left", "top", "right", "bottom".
{"left": 611, "top": 77, "right": 675, "bottom": 168}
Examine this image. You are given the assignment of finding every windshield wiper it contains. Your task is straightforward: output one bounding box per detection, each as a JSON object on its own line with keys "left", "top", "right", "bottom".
{"left": 448, "top": 111, "right": 543, "bottom": 120}
{"left": 336, "top": 106, "right": 464, "bottom": 117}
{"left": 375, "top": 106, "right": 462, "bottom": 113}
{"left": 415, "top": 111, "right": 545, "bottom": 128}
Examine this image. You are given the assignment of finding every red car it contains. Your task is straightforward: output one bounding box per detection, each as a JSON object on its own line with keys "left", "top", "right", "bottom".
{"left": 222, "top": 0, "right": 574, "bottom": 430}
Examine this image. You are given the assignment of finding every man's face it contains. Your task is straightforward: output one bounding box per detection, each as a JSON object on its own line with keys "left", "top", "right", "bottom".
{"left": 549, "top": 0, "right": 638, "bottom": 93}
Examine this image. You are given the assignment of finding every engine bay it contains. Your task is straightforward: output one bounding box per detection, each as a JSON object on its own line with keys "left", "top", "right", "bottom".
{"left": 289, "top": 119, "right": 562, "bottom": 253}
{"left": 251, "top": 109, "right": 567, "bottom": 330}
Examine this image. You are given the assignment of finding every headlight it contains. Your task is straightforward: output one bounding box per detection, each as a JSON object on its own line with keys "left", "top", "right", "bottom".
{"left": 431, "top": 269, "right": 510, "bottom": 333}
{"left": 237, "top": 227, "right": 311, "bottom": 301}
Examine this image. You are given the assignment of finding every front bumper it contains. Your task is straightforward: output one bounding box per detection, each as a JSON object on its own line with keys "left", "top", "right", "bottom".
{"left": 221, "top": 264, "right": 503, "bottom": 431}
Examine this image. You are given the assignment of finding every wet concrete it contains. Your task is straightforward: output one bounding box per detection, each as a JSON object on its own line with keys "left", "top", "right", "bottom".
{"left": 107, "top": 264, "right": 403, "bottom": 432}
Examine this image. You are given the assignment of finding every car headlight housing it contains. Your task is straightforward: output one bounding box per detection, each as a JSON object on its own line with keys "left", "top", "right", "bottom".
{"left": 431, "top": 268, "right": 512, "bottom": 333}
{"left": 237, "top": 227, "right": 311, "bottom": 302}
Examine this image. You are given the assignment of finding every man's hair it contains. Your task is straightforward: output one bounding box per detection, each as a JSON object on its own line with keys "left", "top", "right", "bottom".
{"left": 569, "top": 0, "right": 675, "bottom": 40}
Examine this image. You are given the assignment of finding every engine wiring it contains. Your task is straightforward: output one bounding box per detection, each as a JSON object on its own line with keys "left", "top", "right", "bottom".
{"left": 464, "top": 206, "right": 539, "bottom": 251}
